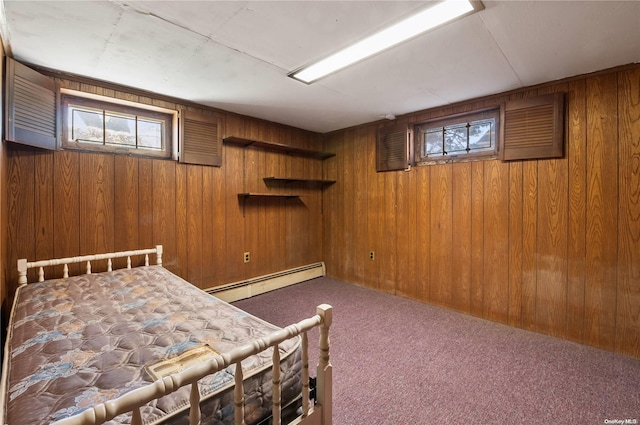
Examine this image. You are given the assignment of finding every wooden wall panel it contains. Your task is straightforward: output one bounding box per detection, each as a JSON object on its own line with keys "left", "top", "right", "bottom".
{"left": 379, "top": 170, "right": 397, "bottom": 294}
{"left": 7, "top": 146, "right": 36, "bottom": 284}
{"left": 114, "top": 156, "right": 138, "bottom": 268}
{"left": 175, "top": 163, "right": 188, "bottom": 279}
{"left": 616, "top": 68, "right": 640, "bottom": 357}
{"left": 79, "top": 153, "right": 115, "bottom": 272}
{"left": 352, "top": 127, "right": 368, "bottom": 284}
{"left": 321, "top": 64, "right": 640, "bottom": 357}
{"left": 415, "top": 166, "right": 430, "bottom": 303}
{"left": 566, "top": 79, "right": 587, "bottom": 344}
{"left": 138, "top": 158, "right": 154, "bottom": 258}
{"left": 53, "top": 151, "right": 80, "bottom": 275}
{"left": 469, "top": 161, "right": 484, "bottom": 316}
{"left": 364, "top": 127, "right": 380, "bottom": 289}
{"left": 6, "top": 63, "right": 640, "bottom": 358}
{"left": 585, "top": 74, "right": 618, "bottom": 351}
{"left": 340, "top": 129, "right": 355, "bottom": 280}
{"left": 153, "top": 160, "right": 177, "bottom": 274}
{"left": 223, "top": 115, "right": 247, "bottom": 283}
{"left": 210, "top": 163, "right": 228, "bottom": 288}
{"left": 482, "top": 160, "right": 509, "bottom": 323}
{"left": 451, "top": 162, "right": 472, "bottom": 312}
{"left": 186, "top": 166, "right": 203, "bottom": 286}
{"left": 535, "top": 84, "right": 569, "bottom": 338}
{"left": 507, "top": 161, "right": 523, "bottom": 327}
{"left": 396, "top": 165, "right": 417, "bottom": 299}
{"left": 429, "top": 164, "right": 452, "bottom": 307}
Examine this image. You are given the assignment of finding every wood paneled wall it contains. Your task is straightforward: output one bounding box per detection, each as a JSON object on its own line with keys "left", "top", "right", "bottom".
{"left": 4, "top": 77, "right": 326, "bottom": 306}
{"left": 322, "top": 65, "right": 640, "bottom": 358}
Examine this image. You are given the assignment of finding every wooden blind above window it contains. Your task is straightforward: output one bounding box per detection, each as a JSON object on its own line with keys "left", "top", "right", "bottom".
{"left": 180, "top": 109, "right": 222, "bottom": 167}
{"left": 5, "top": 58, "right": 58, "bottom": 150}
{"left": 499, "top": 92, "right": 565, "bottom": 161}
{"left": 376, "top": 124, "right": 411, "bottom": 172}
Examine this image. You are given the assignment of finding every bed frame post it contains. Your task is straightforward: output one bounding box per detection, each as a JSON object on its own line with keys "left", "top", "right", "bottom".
{"left": 316, "top": 304, "right": 332, "bottom": 425}
{"left": 17, "top": 259, "right": 28, "bottom": 286}
{"left": 156, "top": 245, "right": 163, "bottom": 267}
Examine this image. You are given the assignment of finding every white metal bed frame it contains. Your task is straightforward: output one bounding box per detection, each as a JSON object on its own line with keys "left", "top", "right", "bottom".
{"left": 6, "top": 246, "right": 333, "bottom": 425}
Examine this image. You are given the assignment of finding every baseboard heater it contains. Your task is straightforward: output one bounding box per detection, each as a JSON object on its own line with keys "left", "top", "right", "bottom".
{"left": 206, "top": 262, "right": 326, "bottom": 303}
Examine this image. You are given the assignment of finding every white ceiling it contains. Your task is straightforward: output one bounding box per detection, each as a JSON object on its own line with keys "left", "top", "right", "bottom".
{"left": 2, "top": 1, "right": 639, "bottom": 134}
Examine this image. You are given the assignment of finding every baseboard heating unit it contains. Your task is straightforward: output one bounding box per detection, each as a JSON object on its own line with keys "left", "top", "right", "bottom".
{"left": 206, "top": 262, "right": 326, "bottom": 303}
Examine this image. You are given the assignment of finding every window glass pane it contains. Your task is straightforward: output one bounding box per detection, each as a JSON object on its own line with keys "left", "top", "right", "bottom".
{"left": 105, "top": 113, "right": 136, "bottom": 146}
{"left": 425, "top": 128, "right": 443, "bottom": 156}
{"left": 138, "top": 119, "right": 163, "bottom": 150}
{"left": 71, "top": 108, "right": 103, "bottom": 143}
{"left": 469, "top": 119, "right": 494, "bottom": 151}
{"left": 444, "top": 124, "right": 467, "bottom": 154}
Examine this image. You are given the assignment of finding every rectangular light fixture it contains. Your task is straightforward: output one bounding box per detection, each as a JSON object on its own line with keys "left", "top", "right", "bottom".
{"left": 289, "top": 0, "right": 483, "bottom": 84}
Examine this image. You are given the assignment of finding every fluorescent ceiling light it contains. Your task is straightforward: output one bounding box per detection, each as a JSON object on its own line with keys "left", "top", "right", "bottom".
{"left": 290, "top": 0, "right": 482, "bottom": 84}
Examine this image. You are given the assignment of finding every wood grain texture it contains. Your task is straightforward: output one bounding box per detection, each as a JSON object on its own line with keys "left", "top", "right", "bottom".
{"left": 223, "top": 114, "right": 247, "bottom": 282}
{"left": 175, "top": 162, "right": 188, "bottom": 279}
{"left": 210, "top": 154, "right": 228, "bottom": 287}
{"left": 396, "top": 165, "right": 417, "bottom": 300}
{"left": 566, "top": 79, "right": 587, "bottom": 344}
{"left": 415, "top": 166, "right": 431, "bottom": 303}
{"left": 364, "top": 127, "right": 381, "bottom": 290}
{"left": 79, "top": 153, "right": 115, "bottom": 272}
{"left": 380, "top": 165, "right": 397, "bottom": 294}
{"left": 186, "top": 165, "right": 203, "bottom": 286}
{"left": 341, "top": 129, "right": 355, "bottom": 280}
{"left": 508, "top": 161, "right": 523, "bottom": 326}
{"left": 616, "top": 68, "right": 640, "bottom": 357}
{"left": 34, "top": 152, "right": 54, "bottom": 265}
{"left": 114, "top": 156, "right": 139, "bottom": 268}
{"left": 153, "top": 159, "right": 177, "bottom": 274}
{"left": 451, "top": 162, "right": 472, "bottom": 313}
{"left": 54, "top": 150, "right": 81, "bottom": 276}
{"left": 482, "top": 160, "right": 510, "bottom": 323}
{"left": 585, "top": 73, "right": 618, "bottom": 351}
{"left": 352, "top": 127, "right": 367, "bottom": 284}
{"left": 7, "top": 145, "right": 36, "bottom": 284}
{"left": 429, "top": 164, "right": 453, "bottom": 307}
{"left": 469, "top": 161, "right": 484, "bottom": 316}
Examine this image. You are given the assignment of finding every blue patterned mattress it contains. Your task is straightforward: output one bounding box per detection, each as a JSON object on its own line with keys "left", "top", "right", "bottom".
{"left": 1, "top": 266, "right": 301, "bottom": 425}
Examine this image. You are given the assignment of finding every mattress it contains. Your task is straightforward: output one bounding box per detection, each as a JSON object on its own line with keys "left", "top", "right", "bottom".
{"left": 2, "top": 266, "right": 301, "bottom": 425}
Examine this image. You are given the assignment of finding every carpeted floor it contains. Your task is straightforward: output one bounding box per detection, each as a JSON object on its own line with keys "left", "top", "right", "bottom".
{"left": 233, "top": 276, "right": 640, "bottom": 425}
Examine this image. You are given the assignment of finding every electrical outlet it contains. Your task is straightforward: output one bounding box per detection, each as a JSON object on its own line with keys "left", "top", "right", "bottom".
{"left": 369, "top": 251, "right": 375, "bottom": 260}
{"left": 244, "top": 252, "right": 250, "bottom": 263}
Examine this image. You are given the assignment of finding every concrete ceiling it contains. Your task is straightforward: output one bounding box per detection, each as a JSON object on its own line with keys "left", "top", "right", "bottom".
{"left": 2, "top": 1, "right": 639, "bottom": 134}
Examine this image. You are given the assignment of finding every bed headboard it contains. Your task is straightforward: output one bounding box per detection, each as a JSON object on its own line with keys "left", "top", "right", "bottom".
{"left": 17, "top": 245, "right": 163, "bottom": 286}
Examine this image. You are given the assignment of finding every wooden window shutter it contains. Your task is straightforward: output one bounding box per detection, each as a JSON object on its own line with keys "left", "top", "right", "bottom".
{"left": 500, "top": 92, "right": 565, "bottom": 161}
{"left": 180, "top": 109, "right": 222, "bottom": 166}
{"left": 376, "top": 124, "right": 411, "bottom": 172}
{"left": 5, "top": 58, "right": 58, "bottom": 150}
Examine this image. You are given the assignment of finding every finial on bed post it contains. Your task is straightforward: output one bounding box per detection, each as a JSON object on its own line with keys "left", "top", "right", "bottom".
{"left": 316, "top": 304, "right": 333, "bottom": 425}
{"left": 17, "top": 259, "right": 28, "bottom": 286}
{"left": 156, "top": 245, "right": 163, "bottom": 267}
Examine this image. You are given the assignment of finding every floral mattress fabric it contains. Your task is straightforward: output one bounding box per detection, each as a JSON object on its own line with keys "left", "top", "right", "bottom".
{"left": 2, "top": 266, "right": 301, "bottom": 425}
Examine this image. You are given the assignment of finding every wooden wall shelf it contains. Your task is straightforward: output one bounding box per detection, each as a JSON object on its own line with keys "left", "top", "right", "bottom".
{"left": 263, "top": 177, "right": 336, "bottom": 185}
{"left": 223, "top": 136, "right": 335, "bottom": 160}
{"left": 238, "top": 193, "right": 299, "bottom": 199}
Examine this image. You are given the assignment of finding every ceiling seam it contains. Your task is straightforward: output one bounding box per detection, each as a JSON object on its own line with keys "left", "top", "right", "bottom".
{"left": 477, "top": 12, "right": 523, "bottom": 87}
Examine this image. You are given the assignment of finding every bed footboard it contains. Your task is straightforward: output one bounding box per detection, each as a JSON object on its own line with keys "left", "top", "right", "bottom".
{"left": 51, "top": 304, "right": 333, "bottom": 425}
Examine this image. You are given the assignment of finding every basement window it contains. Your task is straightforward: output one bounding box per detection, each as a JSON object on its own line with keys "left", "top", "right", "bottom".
{"left": 61, "top": 93, "right": 174, "bottom": 158}
{"left": 415, "top": 108, "right": 499, "bottom": 164}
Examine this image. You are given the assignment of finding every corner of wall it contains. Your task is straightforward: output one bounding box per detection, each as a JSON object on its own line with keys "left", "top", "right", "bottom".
{"left": 0, "top": 39, "right": 7, "bottom": 338}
